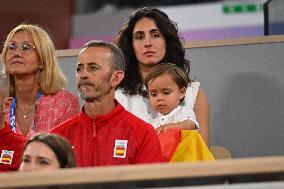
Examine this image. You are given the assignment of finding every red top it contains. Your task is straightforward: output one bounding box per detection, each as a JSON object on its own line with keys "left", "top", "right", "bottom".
{"left": 5, "top": 89, "right": 80, "bottom": 137}
{"left": 0, "top": 125, "right": 26, "bottom": 172}
{"left": 50, "top": 101, "right": 164, "bottom": 167}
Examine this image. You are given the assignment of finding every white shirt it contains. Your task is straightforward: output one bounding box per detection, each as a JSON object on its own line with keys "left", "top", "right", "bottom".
{"left": 152, "top": 105, "right": 198, "bottom": 129}
{"left": 115, "top": 82, "right": 200, "bottom": 128}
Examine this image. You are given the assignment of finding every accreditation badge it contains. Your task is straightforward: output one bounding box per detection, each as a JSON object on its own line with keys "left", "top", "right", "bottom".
{"left": 0, "top": 150, "right": 14, "bottom": 165}
{"left": 113, "top": 140, "right": 128, "bottom": 158}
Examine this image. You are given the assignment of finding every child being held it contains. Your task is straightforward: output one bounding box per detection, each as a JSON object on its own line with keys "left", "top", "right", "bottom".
{"left": 145, "top": 63, "right": 199, "bottom": 134}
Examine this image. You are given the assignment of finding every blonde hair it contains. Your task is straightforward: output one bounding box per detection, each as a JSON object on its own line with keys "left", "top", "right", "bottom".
{"left": 1, "top": 24, "right": 66, "bottom": 96}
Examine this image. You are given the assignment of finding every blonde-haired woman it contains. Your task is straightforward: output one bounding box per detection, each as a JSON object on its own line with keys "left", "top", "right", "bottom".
{"left": 1, "top": 24, "right": 80, "bottom": 137}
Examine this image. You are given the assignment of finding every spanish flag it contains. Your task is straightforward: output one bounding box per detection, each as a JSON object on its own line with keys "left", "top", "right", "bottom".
{"left": 0, "top": 150, "right": 14, "bottom": 164}
{"left": 158, "top": 129, "right": 215, "bottom": 162}
{"left": 115, "top": 147, "right": 125, "bottom": 156}
{"left": 1, "top": 155, "right": 12, "bottom": 163}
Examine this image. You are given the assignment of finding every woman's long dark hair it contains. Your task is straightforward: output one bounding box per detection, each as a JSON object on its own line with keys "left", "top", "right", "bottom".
{"left": 117, "top": 7, "right": 190, "bottom": 95}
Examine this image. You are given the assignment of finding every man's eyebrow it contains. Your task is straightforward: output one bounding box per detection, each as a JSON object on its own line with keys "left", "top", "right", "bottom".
{"left": 76, "top": 63, "right": 83, "bottom": 68}
{"left": 88, "top": 62, "right": 102, "bottom": 69}
{"left": 77, "top": 62, "right": 102, "bottom": 69}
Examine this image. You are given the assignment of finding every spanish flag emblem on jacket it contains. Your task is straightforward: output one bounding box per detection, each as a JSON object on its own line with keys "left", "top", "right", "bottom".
{"left": 0, "top": 150, "right": 14, "bottom": 165}
{"left": 158, "top": 129, "right": 215, "bottom": 162}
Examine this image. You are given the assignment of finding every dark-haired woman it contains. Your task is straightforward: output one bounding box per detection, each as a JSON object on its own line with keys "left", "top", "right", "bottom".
{"left": 19, "top": 133, "right": 76, "bottom": 171}
{"left": 115, "top": 7, "right": 210, "bottom": 146}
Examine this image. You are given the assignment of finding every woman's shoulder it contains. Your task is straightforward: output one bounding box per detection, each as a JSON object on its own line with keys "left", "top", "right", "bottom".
{"left": 36, "top": 89, "right": 80, "bottom": 121}
{"left": 115, "top": 88, "right": 145, "bottom": 104}
{"left": 188, "top": 81, "right": 200, "bottom": 90}
{"left": 47, "top": 89, "right": 78, "bottom": 100}
{"left": 186, "top": 81, "right": 200, "bottom": 96}
{"left": 115, "top": 88, "right": 125, "bottom": 97}
{"left": 115, "top": 88, "right": 132, "bottom": 104}
{"left": 183, "top": 81, "right": 200, "bottom": 107}
{"left": 40, "top": 89, "right": 79, "bottom": 107}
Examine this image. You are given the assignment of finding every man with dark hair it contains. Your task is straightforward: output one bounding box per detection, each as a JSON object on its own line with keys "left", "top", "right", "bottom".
{"left": 0, "top": 74, "right": 26, "bottom": 172}
{"left": 51, "top": 40, "right": 163, "bottom": 167}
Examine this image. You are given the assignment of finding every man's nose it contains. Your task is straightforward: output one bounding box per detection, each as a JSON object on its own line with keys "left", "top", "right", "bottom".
{"left": 78, "top": 68, "right": 89, "bottom": 79}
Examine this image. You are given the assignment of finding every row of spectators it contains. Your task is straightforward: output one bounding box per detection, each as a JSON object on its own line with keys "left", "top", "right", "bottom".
{"left": 0, "top": 7, "right": 213, "bottom": 172}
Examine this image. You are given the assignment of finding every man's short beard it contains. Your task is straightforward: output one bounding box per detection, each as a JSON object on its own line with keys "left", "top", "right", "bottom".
{"left": 78, "top": 92, "right": 98, "bottom": 103}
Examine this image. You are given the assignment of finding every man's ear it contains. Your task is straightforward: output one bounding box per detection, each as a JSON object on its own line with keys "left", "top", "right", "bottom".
{"left": 110, "top": 70, "right": 124, "bottom": 88}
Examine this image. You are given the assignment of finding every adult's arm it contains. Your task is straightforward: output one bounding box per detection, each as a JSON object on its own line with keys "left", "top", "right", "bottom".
{"left": 134, "top": 123, "right": 164, "bottom": 163}
{"left": 194, "top": 88, "right": 210, "bottom": 146}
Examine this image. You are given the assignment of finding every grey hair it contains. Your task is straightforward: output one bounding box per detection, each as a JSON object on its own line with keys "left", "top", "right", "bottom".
{"left": 83, "top": 40, "right": 126, "bottom": 72}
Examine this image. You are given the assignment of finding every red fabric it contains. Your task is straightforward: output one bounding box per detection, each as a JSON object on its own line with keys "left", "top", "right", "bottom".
{"left": 0, "top": 125, "right": 26, "bottom": 172}
{"left": 50, "top": 101, "right": 164, "bottom": 167}
{"left": 5, "top": 89, "right": 80, "bottom": 137}
{"left": 158, "top": 129, "right": 181, "bottom": 162}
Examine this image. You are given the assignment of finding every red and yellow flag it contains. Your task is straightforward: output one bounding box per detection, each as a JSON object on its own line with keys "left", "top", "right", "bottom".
{"left": 158, "top": 129, "right": 215, "bottom": 162}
